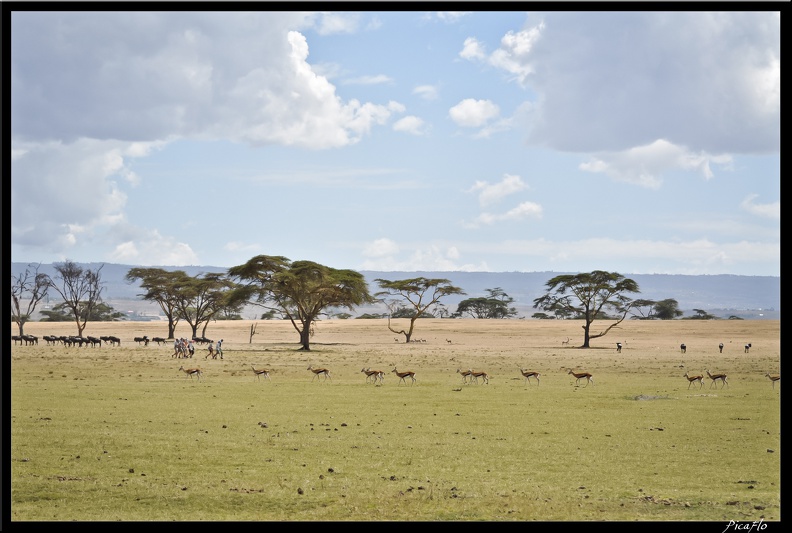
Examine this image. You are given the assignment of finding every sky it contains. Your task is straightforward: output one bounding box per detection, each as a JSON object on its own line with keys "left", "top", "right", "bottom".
{"left": 8, "top": 9, "right": 781, "bottom": 277}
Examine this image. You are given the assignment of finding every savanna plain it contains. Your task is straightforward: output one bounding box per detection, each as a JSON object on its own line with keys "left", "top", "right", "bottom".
{"left": 9, "top": 318, "right": 781, "bottom": 522}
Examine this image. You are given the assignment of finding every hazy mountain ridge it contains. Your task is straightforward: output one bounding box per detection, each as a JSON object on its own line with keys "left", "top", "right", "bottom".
{"left": 12, "top": 263, "right": 780, "bottom": 320}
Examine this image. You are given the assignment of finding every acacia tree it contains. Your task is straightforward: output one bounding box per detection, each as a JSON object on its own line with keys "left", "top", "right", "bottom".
{"left": 454, "top": 287, "right": 518, "bottom": 319}
{"left": 375, "top": 277, "right": 465, "bottom": 343}
{"left": 10, "top": 262, "right": 50, "bottom": 335}
{"left": 45, "top": 260, "right": 105, "bottom": 336}
{"left": 228, "top": 255, "right": 375, "bottom": 351}
{"left": 172, "top": 272, "right": 240, "bottom": 339}
{"left": 532, "top": 270, "right": 641, "bottom": 348}
{"left": 125, "top": 267, "right": 185, "bottom": 339}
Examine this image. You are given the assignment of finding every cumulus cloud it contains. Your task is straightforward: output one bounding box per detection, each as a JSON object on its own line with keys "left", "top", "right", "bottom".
{"left": 465, "top": 201, "right": 543, "bottom": 228}
{"left": 461, "top": 12, "right": 779, "bottom": 155}
{"left": 109, "top": 231, "right": 199, "bottom": 265}
{"left": 393, "top": 116, "right": 428, "bottom": 136}
{"left": 579, "top": 139, "right": 734, "bottom": 189}
{"left": 449, "top": 98, "right": 500, "bottom": 128}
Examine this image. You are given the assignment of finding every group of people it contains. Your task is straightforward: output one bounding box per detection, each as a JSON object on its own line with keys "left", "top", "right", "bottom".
{"left": 171, "top": 337, "right": 224, "bottom": 359}
{"left": 206, "top": 338, "right": 223, "bottom": 359}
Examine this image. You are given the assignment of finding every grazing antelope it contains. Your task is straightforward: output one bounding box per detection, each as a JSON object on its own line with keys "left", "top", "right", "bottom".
{"left": 765, "top": 373, "right": 780, "bottom": 389}
{"left": 706, "top": 369, "right": 728, "bottom": 389}
{"left": 392, "top": 368, "right": 416, "bottom": 385}
{"left": 178, "top": 365, "right": 202, "bottom": 381}
{"left": 457, "top": 368, "right": 473, "bottom": 384}
{"left": 519, "top": 368, "right": 540, "bottom": 386}
{"left": 446, "top": 339, "right": 452, "bottom": 344}
{"left": 568, "top": 369, "right": 594, "bottom": 387}
{"left": 307, "top": 365, "right": 331, "bottom": 382}
{"left": 252, "top": 365, "right": 271, "bottom": 382}
{"left": 561, "top": 337, "right": 570, "bottom": 347}
{"left": 470, "top": 369, "right": 489, "bottom": 385}
{"left": 684, "top": 371, "right": 704, "bottom": 389}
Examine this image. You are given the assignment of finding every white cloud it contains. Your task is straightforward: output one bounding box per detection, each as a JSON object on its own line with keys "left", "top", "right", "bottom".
{"left": 413, "top": 84, "right": 439, "bottom": 100}
{"left": 362, "top": 238, "right": 400, "bottom": 258}
{"left": 579, "top": 139, "right": 733, "bottom": 189}
{"left": 463, "top": 12, "right": 779, "bottom": 155}
{"left": 449, "top": 98, "right": 500, "bottom": 128}
{"left": 466, "top": 201, "right": 543, "bottom": 228}
{"left": 468, "top": 174, "right": 527, "bottom": 207}
{"left": 343, "top": 74, "right": 393, "bottom": 85}
{"left": 109, "top": 230, "right": 199, "bottom": 265}
{"left": 740, "top": 194, "right": 780, "bottom": 221}
{"left": 393, "top": 116, "right": 427, "bottom": 136}
{"left": 360, "top": 242, "right": 489, "bottom": 272}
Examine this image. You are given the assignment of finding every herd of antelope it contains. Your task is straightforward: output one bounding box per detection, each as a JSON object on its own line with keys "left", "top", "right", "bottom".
{"left": 174, "top": 363, "right": 779, "bottom": 391}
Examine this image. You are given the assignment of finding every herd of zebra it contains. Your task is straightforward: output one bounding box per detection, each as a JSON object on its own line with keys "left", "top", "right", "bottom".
{"left": 11, "top": 334, "right": 215, "bottom": 348}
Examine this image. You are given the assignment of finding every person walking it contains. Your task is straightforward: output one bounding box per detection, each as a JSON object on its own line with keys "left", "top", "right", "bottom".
{"left": 216, "top": 339, "right": 224, "bottom": 359}
{"left": 206, "top": 341, "right": 215, "bottom": 359}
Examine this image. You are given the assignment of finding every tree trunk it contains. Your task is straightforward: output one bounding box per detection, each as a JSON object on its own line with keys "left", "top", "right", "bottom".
{"left": 300, "top": 327, "right": 311, "bottom": 351}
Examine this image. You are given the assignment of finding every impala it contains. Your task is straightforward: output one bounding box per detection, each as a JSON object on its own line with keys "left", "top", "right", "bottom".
{"left": 178, "top": 365, "right": 202, "bottom": 381}
{"left": 307, "top": 365, "right": 331, "bottom": 382}
{"left": 252, "top": 365, "right": 272, "bottom": 382}
{"left": 568, "top": 369, "right": 594, "bottom": 387}
{"left": 457, "top": 368, "right": 473, "bottom": 384}
{"left": 519, "top": 368, "right": 540, "bottom": 386}
{"left": 470, "top": 369, "right": 489, "bottom": 385}
{"left": 706, "top": 369, "right": 728, "bottom": 389}
{"left": 683, "top": 371, "right": 704, "bottom": 389}
{"left": 392, "top": 368, "right": 416, "bottom": 385}
{"left": 765, "top": 373, "right": 780, "bottom": 389}
{"left": 561, "top": 337, "right": 570, "bottom": 347}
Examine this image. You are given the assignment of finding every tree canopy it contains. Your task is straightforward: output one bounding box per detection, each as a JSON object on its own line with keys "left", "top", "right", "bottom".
{"left": 532, "top": 270, "right": 641, "bottom": 348}
{"left": 374, "top": 277, "right": 465, "bottom": 342}
{"left": 453, "top": 287, "right": 518, "bottom": 319}
{"left": 228, "top": 255, "right": 375, "bottom": 351}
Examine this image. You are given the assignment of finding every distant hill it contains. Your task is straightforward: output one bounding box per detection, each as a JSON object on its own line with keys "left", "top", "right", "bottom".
{"left": 11, "top": 263, "right": 780, "bottom": 320}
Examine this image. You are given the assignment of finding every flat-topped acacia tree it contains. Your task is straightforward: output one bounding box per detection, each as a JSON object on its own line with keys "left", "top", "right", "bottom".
{"left": 532, "top": 270, "right": 641, "bottom": 348}
{"left": 375, "top": 277, "right": 465, "bottom": 343}
{"left": 228, "top": 255, "right": 375, "bottom": 351}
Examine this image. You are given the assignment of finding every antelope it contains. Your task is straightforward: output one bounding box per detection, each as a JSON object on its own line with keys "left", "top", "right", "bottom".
{"left": 765, "top": 373, "right": 780, "bottom": 389}
{"left": 307, "top": 365, "right": 331, "bottom": 382}
{"left": 568, "top": 369, "right": 594, "bottom": 387}
{"left": 561, "top": 337, "right": 570, "bottom": 347}
{"left": 457, "top": 368, "right": 473, "bottom": 384}
{"left": 446, "top": 339, "right": 452, "bottom": 344}
{"left": 519, "top": 368, "right": 540, "bottom": 386}
{"left": 706, "top": 369, "right": 728, "bottom": 389}
{"left": 392, "top": 368, "right": 416, "bottom": 385}
{"left": 178, "top": 365, "right": 202, "bottom": 381}
{"left": 470, "top": 369, "right": 489, "bottom": 385}
{"left": 252, "top": 365, "right": 271, "bottom": 382}
{"left": 361, "top": 367, "right": 384, "bottom": 384}
{"left": 683, "top": 371, "right": 704, "bottom": 389}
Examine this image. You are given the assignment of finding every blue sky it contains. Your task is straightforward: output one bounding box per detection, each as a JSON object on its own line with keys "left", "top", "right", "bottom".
{"left": 9, "top": 9, "right": 781, "bottom": 276}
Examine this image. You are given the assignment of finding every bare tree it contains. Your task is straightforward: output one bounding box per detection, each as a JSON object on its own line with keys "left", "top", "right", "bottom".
{"left": 10, "top": 263, "right": 50, "bottom": 336}
{"left": 46, "top": 260, "right": 105, "bottom": 337}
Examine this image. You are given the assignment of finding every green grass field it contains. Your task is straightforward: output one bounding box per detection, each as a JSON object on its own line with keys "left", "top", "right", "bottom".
{"left": 9, "top": 319, "right": 781, "bottom": 522}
